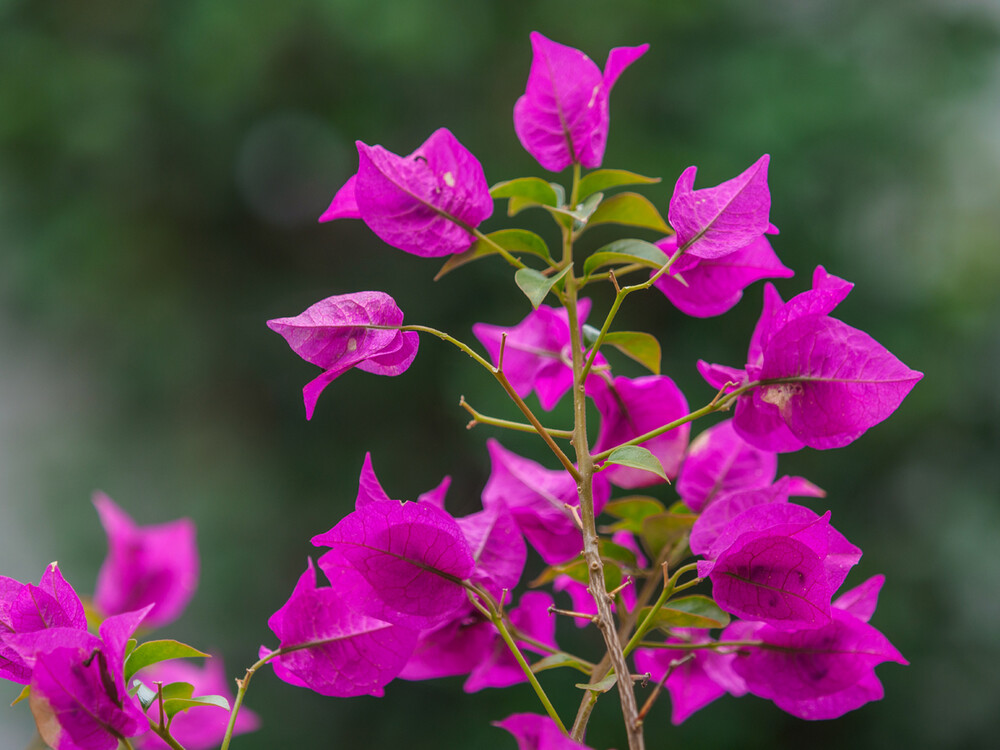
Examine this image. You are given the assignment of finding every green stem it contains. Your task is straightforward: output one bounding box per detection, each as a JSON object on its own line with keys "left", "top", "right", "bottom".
{"left": 390, "top": 324, "right": 581, "bottom": 480}
{"left": 219, "top": 650, "right": 282, "bottom": 750}
{"left": 147, "top": 725, "right": 185, "bottom": 750}
{"left": 563, "top": 166, "right": 644, "bottom": 750}
{"left": 622, "top": 563, "right": 699, "bottom": 660}
{"left": 459, "top": 396, "right": 574, "bottom": 438}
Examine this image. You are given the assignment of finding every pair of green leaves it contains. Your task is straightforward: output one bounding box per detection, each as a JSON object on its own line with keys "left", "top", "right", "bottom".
{"left": 124, "top": 639, "right": 230, "bottom": 719}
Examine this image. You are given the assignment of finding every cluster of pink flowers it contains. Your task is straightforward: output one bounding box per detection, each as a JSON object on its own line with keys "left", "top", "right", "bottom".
{"left": 261, "top": 32, "right": 921, "bottom": 750}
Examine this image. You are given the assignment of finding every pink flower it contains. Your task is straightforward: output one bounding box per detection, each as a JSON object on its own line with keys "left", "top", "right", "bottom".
{"left": 514, "top": 32, "right": 648, "bottom": 172}
{"left": 93, "top": 493, "right": 198, "bottom": 630}
{"left": 320, "top": 128, "right": 493, "bottom": 257}
{"left": 267, "top": 291, "right": 419, "bottom": 420}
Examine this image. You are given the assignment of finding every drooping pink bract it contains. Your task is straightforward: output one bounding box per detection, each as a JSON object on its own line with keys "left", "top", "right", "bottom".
{"left": 481, "top": 439, "right": 609, "bottom": 564}
{"left": 267, "top": 291, "right": 419, "bottom": 420}
{"left": 588, "top": 374, "right": 690, "bottom": 488}
{"left": 92, "top": 493, "right": 198, "bottom": 630}
{"left": 397, "top": 604, "right": 495, "bottom": 682}
{"left": 668, "top": 155, "right": 772, "bottom": 260}
{"left": 513, "top": 32, "right": 648, "bottom": 172}
{"left": 313, "top": 499, "right": 475, "bottom": 630}
{"left": 652, "top": 234, "right": 792, "bottom": 317}
{"left": 261, "top": 559, "right": 417, "bottom": 697}
{"left": 473, "top": 300, "right": 605, "bottom": 411}
{"left": 321, "top": 128, "right": 493, "bottom": 257}
{"left": 494, "top": 713, "right": 594, "bottom": 750}
{"left": 723, "top": 577, "right": 907, "bottom": 719}
{"left": 136, "top": 656, "right": 259, "bottom": 750}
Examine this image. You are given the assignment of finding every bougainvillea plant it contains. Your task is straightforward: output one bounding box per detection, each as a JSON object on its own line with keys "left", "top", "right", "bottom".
{"left": 1, "top": 31, "right": 920, "bottom": 750}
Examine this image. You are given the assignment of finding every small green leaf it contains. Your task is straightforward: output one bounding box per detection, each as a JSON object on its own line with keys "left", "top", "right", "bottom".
{"left": 162, "top": 694, "right": 230, "bottom": 719}
{"left": 604, "top": 446, "right": 668, "bottom": 482}
{"left": 515, "top": 266, "right": 570, "bottom": 308}
{"left": 577, "top": 169, "right": 661, "bottom": 202}
{"left": 602, "top": 497, "right": 666, "bottom": 534}
{"left": 159, "top": 681, "right": 195, "bottom": 701}
{"left": 435, "top": 229, "right": 551, "bottom": 279}
{"left": 11, "top": 684, "right": 30, "bottom": 707}
{"left": 640, "top": 511, "right": 696, "bottom": 559}
{"left": 571, "top": 192, "right": 604, "bottom": 226}
{"left": 132, "top": 681, "right": 158, "bottom": 710}
{"left": 530, "top": 557, "right": 587, "bottom": 587}
{"left": 124, "top": 638, "right": 138, "bottom": 662}
{"left": 598, "top": 538, "right": 639, "bottom": 569}
{"left": 576, "top": 674, "right": 618, "bottom": 693}
{"left": 645, "top": 595, "right": 730, "bottom": 630}
{"left": 490, "top": 177, "right": 558, "bottom": 206}
{"left": 549, "top": 182, "right": 566, "bottom": 206}
{"left": 124, "top": 640, "right": 210, "bottom": 684}
{"left": 585, "top": 192, "right": 671, "bottom": 234}
{"left": 603, "top": 331, "right": 662, "bottom": 375}
{"left": 581, "top": 239, "right": 670, "bottom": 282}
{"left": 531, "top": 653, "right": 591, "bottom": 675}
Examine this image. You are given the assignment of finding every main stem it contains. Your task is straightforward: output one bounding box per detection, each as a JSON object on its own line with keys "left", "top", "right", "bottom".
{"left": 563, "top": 164, "right": 644, "bottom": 750}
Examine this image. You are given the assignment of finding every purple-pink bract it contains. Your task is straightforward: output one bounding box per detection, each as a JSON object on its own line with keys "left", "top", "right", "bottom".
{"left": 267, "top": 291, "right": 419, "bottom": 420}
{"left": 93, "top": 492, "right": 198, "bottom": 629}
{"left": 513, "top": 32, "right": 647, "bottom": 172}
{"left": 321, "top": 128, "right": 493, "bottom": 257}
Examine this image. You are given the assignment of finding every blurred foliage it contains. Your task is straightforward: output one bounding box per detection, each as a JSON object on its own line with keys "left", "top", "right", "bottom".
{"left": 1, "top": 0, "right": 999, "bottom": 748}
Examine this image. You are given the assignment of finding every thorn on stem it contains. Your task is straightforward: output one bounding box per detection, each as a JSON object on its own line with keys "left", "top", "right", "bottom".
{"left": 710, "top": 381, "right": 738, "bottom": 408}
{"left": 497, "top": 332, "right": 508, "bottom": 373}
{"left": 608, "top": 269, "right": 621, "bottom": 294}
{"left": 607, "top": 576, "right": 633, "bottom": 600}
{"left": 564, "top": 503, "right": 584, "bottom": 531}
{"left": 548, "top": 605, "right": 599, "bottom": 623}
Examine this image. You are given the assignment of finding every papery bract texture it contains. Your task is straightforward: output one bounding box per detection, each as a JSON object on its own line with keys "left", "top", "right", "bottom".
{"left": 653, "top": 235, "right": 793, "bottom": 317}
{"left": 513, "top": 32, "right": 648, "bottom": 172}
{"left": 699, "top": 267, "right": 922, "bottom": 451}
{"left": 313, "top": 500, "right": 474, "bottom": 629}
{"left": 724, "top": 584, "right": 907, "bottom": 720}
{"left": 482, "top": 439, "right": 609, "bottom": 564}
{"left": 398, "top": 605, "right": 495, "bottom": 681}
{"left": 464, "top": 592, "right": 556, "bottom": 693}
{"left": 494, "top": 713, "right": 594, "bottom": 750}
{"left": 321, "top": 128, "right": 492, "bottom": 257}
{"left": 1, "top": 563, "right": 88, "bottom": 684}
{"left": 676, "top": 419, "right": 778, "bottom": 513}
{"left": 92, "top": 493, "right": 198, "bottom": 629}
{"left": 669, "top": 155, "right": 772, "bottom": 259}
{"left": 262, "top": 560, "right": 417, "bottom": 697}
{"left": 136, "top": 657, "right": 259, "bottom": 750}
{"left": 267, "top": 291, "right": 419, "bottom": 420}
{"left": 473, "top": 300, "right": 604, "bottom": 411}
{"left": 589, "top": 375, "right": 690, "bottom": 488}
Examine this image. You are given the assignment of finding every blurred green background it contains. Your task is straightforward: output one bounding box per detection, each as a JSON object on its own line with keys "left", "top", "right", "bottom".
{"left": 2, "top": 0, "right": 998, "bottom": 747}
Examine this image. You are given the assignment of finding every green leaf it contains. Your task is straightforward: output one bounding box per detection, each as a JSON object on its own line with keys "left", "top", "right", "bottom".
{"left": 530, "top": 557, "right": 587, "bottom": 587}
{"left": 159, "top": 681, "right": 195, "bottom": 701}
{"left": 640, "top": 511, "right": 696, "bottom": 559}
{"left": 531, "top": 653, "right": 591, "bottom": 675}
{"left": 11, "top": 685, "right": 30, "bottom": 707}
{"left": 124, "top": 640, "right": 210, "bottom": 684}
{"left": 598, "top": 538, "right": 639, "bottom": 569}
{"left": 603, "top": 331, "right": 661, "bottom": 375}
{"left": 515, "top": 266, "right": 570, "bottom": 309}
{"left": 490, "top": 177, "right": 558, "bottom": 206}
{"left": 604, "top": 445, "right": 668, "bottom": 482}
{"left": 570, "top": 191, "right": 604, "bottom": 227}
{"left": 575, "top": 674, "right": 618, "bottom": 693}
{"left": 124, "top": 638, "right": 138, "bottom": 662}
{"left": 602, "top": 497, "right": 666, "bottom": 534}
{"left": 162, "top": 694, "right": 230, "bottom": 719}
{"left": 585, "top": 192, "right": 671, "bottom": 234}
{"left": 581, "top": 239, "right": 670, "bottom": 282}
{"left": 577, "top": 169, "right": 661, "bottom": 202}
{"left": 435, "top": 229, "right": 551, "bottom": 279}
{"left": 644, "top": 595, "right": 730, "bottom": 630}
{"left": 133, "top": 681, "right": 158, "bottom": 710}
